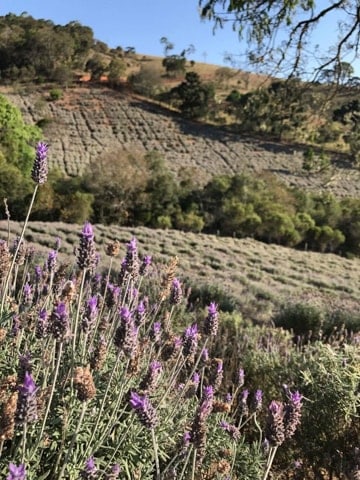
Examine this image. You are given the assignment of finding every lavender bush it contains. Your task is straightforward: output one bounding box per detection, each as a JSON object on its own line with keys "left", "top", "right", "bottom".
{"left": 0, "top": 142, "right": 305, "bottom": 479}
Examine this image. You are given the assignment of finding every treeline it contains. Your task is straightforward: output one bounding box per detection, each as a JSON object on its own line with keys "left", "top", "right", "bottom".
{"left": 3, "top": 141, "right": 360, "bottom": 256}
{"left": 0, "top": 13, "right": 126, "bottom": 84}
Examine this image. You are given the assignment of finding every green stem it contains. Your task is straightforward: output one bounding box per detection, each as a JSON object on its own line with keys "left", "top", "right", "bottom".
{"left": 151, "top": 428, "right": 160, "bottom": 480}
{"left": 21, "top": 422, "right": 27, "bottom": 463}
{"left": 57, "top": 402, "right": 88, "bottom": 479}
{"left": 1, "top": 184, "right": 39, "bottom": 316}
{"left": 262, "top": 446, "right": 278, "bottom": 480}
{"left": 191, "top": 447, "right": 197, "bottom": 480}
{"left": 72, "top": 268, "right": 87, "bottom": 361}
{"left": 31, "top": 341, "right": 63, "bottom": 460}
{"left": 178, "top": 446, "right": 193, "bottom": 480}
{"left": 83, "top": 351, "right": 122, "bottom": 461}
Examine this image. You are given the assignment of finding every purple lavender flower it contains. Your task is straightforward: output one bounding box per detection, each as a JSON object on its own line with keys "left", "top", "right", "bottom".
{"left": 76, "top": 222, "right": 97, "bottom": 271}
{"left": 134, "top": 300, "right": 146, "bottom": 326}
{"left": 169, "top": 278, "right": 182, "bottom": 305}
{"left": 16, "top": 371, "right": 38, "bottom": 425}
{"left": 202, "top": 347, "right": 209, "bottom": 362}
{"left": 182, "top": 323, "right": 200, "bottom": 360}
{"left": 31, "top": 141, "right": 48, "bottom": 184}
{"left": 124, "top": 237, "right": 139, "bottom": 279}
{"left": 46, "top": 250, "right": 57, "bottom": 273}
{"left": 265, "top": 400, "right": 285, "bottom": 446}
{"left": 34, "top": 265, "right": 43, "bottom": 282}
{"left": 50, "top": 302, "right": 70, "bottom": 341}
{"left": 220, "top": 420, "right": 241, "bottom": 441}
{"left": 36, "top": 308, "right": 48, "bottom": 339}
{"left": 81, "top": 296, "right": 98, "bottom": 333}
{"left": 114, "top": 307, "right": 138, "bottom": 358}
{"left": 254, "top": 389, "right": 263, "bottom": 411}
{"left": 22, "top": 282, "right": 32, "bottom": 306}
{"left": 139, "top": 255, "right": 152, "bottom": 276}
{"left": 149, "top": 321, "right": 162, "bottom": 343}
{"left": 129, "top": 391, "right": 158, "bottom": 429}
{"left": 7, "top": 463, "right": 26, "bottom": 480}
{"left": 18, "top": 353, "right": 32, "bottom": 382}
{"left": 284, "top": 390, "right": 303, "bottom": 439}
{"left": 183, "top": 431, "right": 191, "bottom": 448}
{"left": 203, "top": 385, "right": 214, "bottom": 402}
{"left": 204, "top": 302, "right": 219, "bottom": 336}
{"left": 80, "top": 456, "right": 97, "bottom": 479}
{"left": 105, "top": 464, "right": 121, "bottom": 480}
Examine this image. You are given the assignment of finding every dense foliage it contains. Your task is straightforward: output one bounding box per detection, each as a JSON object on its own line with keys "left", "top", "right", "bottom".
{"left": 3, "top": 126, "right": 360, "bottom": 257}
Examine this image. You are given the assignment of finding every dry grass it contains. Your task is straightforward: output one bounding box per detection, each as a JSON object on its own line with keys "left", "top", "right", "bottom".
{"left": 1, "top": 220, "right": 359, "bottom": 323}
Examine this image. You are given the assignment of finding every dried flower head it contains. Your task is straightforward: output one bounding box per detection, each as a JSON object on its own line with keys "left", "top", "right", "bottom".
{"left": 106, "top": 239, "right": 121, "bottom": 257}
{"left": 159, "top": 256, "right": 178, "bottom": 302}
{"left": 0, "top": 391, "right": 18, "bottom": 441}
{"left": 139, "top": 360, "right": 162, "bottom": 393}
{"left": 0, "top": 240, "right": 10, "bottom": 282}
{"left": 73, "top": 366, "right": 96, "bottom": 402}
{"left": 31, "top": 141, "right": 48, "bottom": 184}
{"left": 90, "top": 336, "right": 107, "bottom": 371}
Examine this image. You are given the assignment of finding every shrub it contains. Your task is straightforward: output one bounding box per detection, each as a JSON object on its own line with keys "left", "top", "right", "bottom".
{"left": 48, "top": 88, "right": 63, "bottom": 101}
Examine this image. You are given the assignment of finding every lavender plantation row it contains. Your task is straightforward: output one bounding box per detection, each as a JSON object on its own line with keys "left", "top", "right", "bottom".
{"left": 0, "top": 142, "right": 303, "bottom": 479}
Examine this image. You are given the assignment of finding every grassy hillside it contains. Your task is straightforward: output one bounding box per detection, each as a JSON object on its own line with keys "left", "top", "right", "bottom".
{"left": 3, "top": 84, "right": 360, "bottom": 198}
{"left": 1, "top": 220, "right": 359, "bottom": 324}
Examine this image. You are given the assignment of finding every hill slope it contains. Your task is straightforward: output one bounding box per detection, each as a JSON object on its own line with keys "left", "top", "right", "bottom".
{"left": 1, "top": 220, "right": 359, "bottom": 323}
{"left": 4, "top": 84, "right": 360, "bottom": 197}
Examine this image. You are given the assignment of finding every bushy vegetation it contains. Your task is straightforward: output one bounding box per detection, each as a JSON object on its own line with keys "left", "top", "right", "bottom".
{"left": 2, "top": 93, "right": 360, "bottom": 258}
{"left": 1, "top": 141, "right": 360, "bottom": 480}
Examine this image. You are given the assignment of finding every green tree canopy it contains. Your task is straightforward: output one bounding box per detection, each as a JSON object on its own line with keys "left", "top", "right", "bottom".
{"left": 0, "top": 94, "right": 41, "bottom": 174}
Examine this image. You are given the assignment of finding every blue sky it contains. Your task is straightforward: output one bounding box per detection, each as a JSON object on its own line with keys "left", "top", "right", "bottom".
{"left": 0, "top": 0, "right": 358, "bottom": 76}
{"left": 0, "top": 0, "right": 237, "bottom": 67}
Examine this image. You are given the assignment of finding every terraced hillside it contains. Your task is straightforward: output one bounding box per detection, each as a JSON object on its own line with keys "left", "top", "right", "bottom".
{"left": 4, "top": 84, "right": 360, "bottom": 197}
{"left": 1, "top": 220, "right": 359, "bottom": 323}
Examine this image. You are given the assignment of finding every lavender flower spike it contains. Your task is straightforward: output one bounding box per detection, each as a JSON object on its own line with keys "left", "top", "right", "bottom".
{"left": 16, "top": 372, "right": 38, "bottom": 425}
{"left": 31, "top": 141, "right": 48, "bottom": 184}
{"left": 80, "top": 456, "right": 98, "bottom": 479}
{"left": 129, "top": 391, "right": 158, "bottom": 429}
{"left": 7, "top": 463, "right": 26, "bottom": 480}
{"left": 77, "top": 222, "right": 97, "bottom": 271}
{"left": 204, "top": 302, "right": 219, "bottom": 336}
